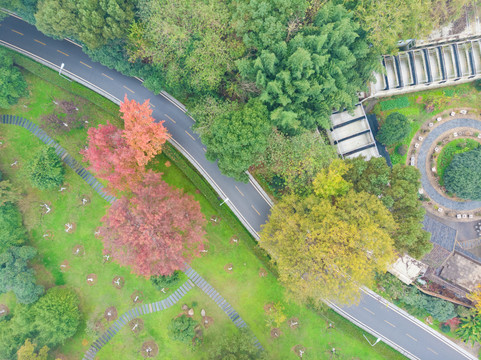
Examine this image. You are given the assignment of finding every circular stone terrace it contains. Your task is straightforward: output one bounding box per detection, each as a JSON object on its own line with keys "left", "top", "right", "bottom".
{"left": 409, "top": 109, "right": 481, "bottom": 220}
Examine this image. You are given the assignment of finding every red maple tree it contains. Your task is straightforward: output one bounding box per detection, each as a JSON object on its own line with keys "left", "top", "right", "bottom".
{"left": 99, "top": 171, "right": 206, "bottom": 277}
{"left": 81, "top": 122, "right": 144, "bottom": 193}
{"left": 120, "top": 95, "right": 170, "bottom": 167}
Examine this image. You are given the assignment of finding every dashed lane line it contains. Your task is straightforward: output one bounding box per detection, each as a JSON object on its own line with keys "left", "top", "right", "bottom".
{"left": 384, "top": 320, "right": 396, "bottom": 328}
{"left": 165, "top": 114, "right": 176, "bottom": 123}
{"left": 427, "top": 347, "right": 439, "bottom": 355}
{"left": 406, "top": 333, "right": 418, "bottom": 342}
{"left": 202, "top": 147, "right": 206, "bottom": 152}
{"left": 11, "top": 29, "right": 23, "bottom": 35}
{"left": 362, "top": 307, "right": 375, "bottom": 315}
{"left": 185, "top": 130, "right": 196, "bottom": 141}
{"left": 57, "top": 49, "right": 69, "bottom": 56}
{"left": 251, "top": 205, "right": 260, "bottom": 216}
{"left": 80, "top": 61, "right": 92, "bottom": 69}
{"left": 235, "top": 186, "right": 245, "bottom": 197}
{"left": 102, "top": 73, "right": 113, "bottom": 80}
{"left": 123, "top": 85, "right": 134, "bottom": 94}
{"left": 34, "top": 39, "right": 46, "bottom": 45}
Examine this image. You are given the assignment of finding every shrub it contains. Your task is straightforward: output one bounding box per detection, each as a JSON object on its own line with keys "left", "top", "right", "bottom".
{"left": 168, "top": 315, "right": 197, "bottom": 342}
{"left": 376, "top": 112, "right": 411, "bottom": 146}
{"left": 474, "top": 79, "right": 481, "bottom": 91}
{"left": 0, "top": 48, "right": 27, "bottom": 109}
{"left": 444, "top": 147, "right": 481, "bottom": 200}
{"left": 150, "top": 271, "right": 181, "bottom": 290}
{"left": 380, "top": 97, "right": 410, "bottom": 111}
{"left": 397, "top": 144, "right": 408, "bottom": 156}
{"left": 440, "top": 322, "right": 451, "bottom": 333}
{"left": 27, "top": 146, "right": 65, "bottom": 190}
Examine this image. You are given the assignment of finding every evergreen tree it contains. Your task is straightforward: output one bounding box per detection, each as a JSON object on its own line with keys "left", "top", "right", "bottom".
{"left": 0, "top": 48, "right": 27, "bottom": 109}
{"left": 444, "top": 147, "right": 481, "bottom": 200}
{"left": 27, "top": 146, "right": 65, "bottom": 190}
{"left": 376, "top": 112, "right": 410, "bottom": 146}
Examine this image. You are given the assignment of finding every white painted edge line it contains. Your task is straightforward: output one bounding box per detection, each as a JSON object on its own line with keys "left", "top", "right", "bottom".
{"left": 326, "top": 300, "right": 421, "bottom": 360}
{"left": 159, "top": 91, "right": 187, "bottom": 114}
{"left": 362, "top": 287, "right": 478, "bottom": 360}
{"left": 64, "top": 38, "right": 82, "bottom": 48}
{"left": 247, "top": 172, "right": 274, "bottom": 207}
{"left": 0, "top": 8, "right": 23, "bottom": 19}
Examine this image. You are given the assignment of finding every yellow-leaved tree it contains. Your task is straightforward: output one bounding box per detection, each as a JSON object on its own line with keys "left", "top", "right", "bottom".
{"left": 260, "top": 160, "right": 396, "bottom": 305}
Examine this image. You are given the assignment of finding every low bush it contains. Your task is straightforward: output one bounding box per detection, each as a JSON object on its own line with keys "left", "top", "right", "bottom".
{"left": 380, "top": 97, "right": 410, "bottom": 111}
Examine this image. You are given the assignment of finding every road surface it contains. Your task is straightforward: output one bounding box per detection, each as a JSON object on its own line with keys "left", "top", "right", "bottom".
{"left": 0, "top": 15, "right": 476, "bottom": 360}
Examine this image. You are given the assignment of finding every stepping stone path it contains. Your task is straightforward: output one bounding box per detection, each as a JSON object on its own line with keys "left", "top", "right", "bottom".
{"left": 1, "top": 115, "right": 265, "bottom": 359}
{"left": 0, "top": 115, "right": 116, "bottom": 204}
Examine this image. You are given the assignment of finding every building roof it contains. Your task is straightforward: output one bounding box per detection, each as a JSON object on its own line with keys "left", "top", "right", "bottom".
{"left": 388, "top": 254, "right": 428, "bottom": 285}
{"left": 440, "top": 252, "right": 481, "bottom": 292}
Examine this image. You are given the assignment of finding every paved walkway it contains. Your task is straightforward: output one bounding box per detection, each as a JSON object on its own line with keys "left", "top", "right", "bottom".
{"left": 0, "top": 114, "right": 116, "bottom": 204}
{"left": 417, "top": 117, "right": 481, "bottom": 211}
{"left": 0, "top": 115, "right": 261, "bottom": 358}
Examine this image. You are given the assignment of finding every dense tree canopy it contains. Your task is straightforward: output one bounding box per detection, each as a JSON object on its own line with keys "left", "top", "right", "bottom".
{"left": 376, "top": 112, "right": 410, "bottom": 146}
{"left": 0, "top": 202, "right": 26, "bottom": 253}
{"left": 444, "top": 147, "right": 481, "bottom": 200}
{"left": 99, "top": 172, "right": 206, "bottom": 277}
{"left": 27, "top": 146, "right": 65, "bottom": 190}
{"left": 0, "top": 246, "right": 44, "bottom": 304}
{"left": 128, "top": 0, "right": 244, "bottom": 96}
{"left": 201, "top": 99, "right": 271, "bottom": 182}
{"left": 35, "top": 0, "right": 134, "bottom": 48}
{"left": 260, "top": 160, "right": 396, "bottom": 305}
{"left": 0, "top": 48, "right": 28, "bottom": 109}
{"left": 17, "top": 339, "right": 49, "bottom": 360}
{"left": 257, "top": 130, "right": 337, "bottom": 195}
{"left": 168, "top": 315, "right": 198, "bottom": 342}
{"left": 210, "top": 328, "right": 266, "bottom": 360}
{"left": 344, "top": 158, "right": 432, "bottom": 258}
{"left": 238, "top": 2, "right": 379, "bottom": 135}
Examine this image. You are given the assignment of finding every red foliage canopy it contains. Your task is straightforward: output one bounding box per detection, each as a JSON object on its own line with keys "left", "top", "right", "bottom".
{"left": 99, "top": 171, "right": 206, "bottom": 277}
{"left": 120, "top": 95, "right": 170, "bottom": 167}
{"left": 81, "top": 123, "right": 143, "bottom": 194}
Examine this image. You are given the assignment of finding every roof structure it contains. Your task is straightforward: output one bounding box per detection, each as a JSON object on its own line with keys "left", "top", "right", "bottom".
{"left": 439, "top": 253, "right": 481, "bottom": 292}
{"left": 388, "top": 254, "right": 428, "bottom": 285}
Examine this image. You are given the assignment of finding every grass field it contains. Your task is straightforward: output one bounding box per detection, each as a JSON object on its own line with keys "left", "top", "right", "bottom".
{"left": 370, "top": 82, "right": 481, "bottom": 165}
{"left": 0, "top": 51, "right": 406, "bottom": 359}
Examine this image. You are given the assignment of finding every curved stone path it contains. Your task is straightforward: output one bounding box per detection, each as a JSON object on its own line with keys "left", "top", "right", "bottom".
{"left": 417, "top": 118, "right": 481, "bottom": 211}
{"left": 0, "top": 115, "right": 262, "bottom": 358}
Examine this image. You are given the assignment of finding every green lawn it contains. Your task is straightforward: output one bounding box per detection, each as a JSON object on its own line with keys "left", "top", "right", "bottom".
{"left": 370, "top": 82, "right": 480, "bottom": 165}
{"left": 0, "top": 52, "right": 406, "bottom": 359}
{"left": 436, "top": 139, "right": 480, "bottom": 185}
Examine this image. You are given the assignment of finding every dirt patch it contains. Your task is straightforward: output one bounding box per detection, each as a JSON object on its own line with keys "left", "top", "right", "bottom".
{"left": 202, "top": 316, "right": 214, "bottom": 329}
{"left": 0, "top": 304, "right": 9, "bottom": 317}
{"left": 72, "top": 245, "right": 85, "bottom": 257}
{"left": 141, "top": 340, "right": 159, "bottom": 358}
{"left": 86, "top": 273, "right": 97, "bottom": 286}
{"left": 131, "top": 290, "right": 144, "bottom": 304}
{"left": 224, "top": 263, "right": 234, "bottom": 273}
{"left": 165, "top": 160, "right": 171, "bottom": 167}
{"left": 210, "top": 215, "right": 221, "bottom": 225}
{"left": 264, "top": 302, "right": 275, "bottom": 314}
{"left": 64, "top": 222, "right": 76, "bottom": 233}
{"left": 230, "top": 236, "right": 239, "bottom": 245}
{"left": 112, "top": 276, "right": 124, "bottom": 289}
{"left": 104, "top": 306, "right": 118, "bottom": 321}
{"left": 288, "top": 317, "right": 299, "bottom": 329}
{"left": 58, "top": 183, "right": 70, "bottom": 194}
{"left": 129, "top": 318, "right": 144, "bottom": 334}
{"left": 40, "top": 202, "right": 53, "bottom": 216}
{"left": 79, "top": 195, "right": 91, "bottom": 206}
{"left": 42, "top": 230, "right": 54, "bottom": 240}
{"left": 416, "top": 96, "right": 423, "bottom": 104}
{"left": 60, "top": 260, "right": 70, "bottom": 272}
{"left": 292, "top": 345, "right": 306, "bottom": 358}
{"left": 259, "top": 268, "right": 268, "bottom": 277}
{"left": 270, "top": 327, "right": 282, "bottom": 338}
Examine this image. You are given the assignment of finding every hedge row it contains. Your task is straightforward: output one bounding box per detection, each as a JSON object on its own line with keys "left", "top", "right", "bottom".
{"left": 380, "top": 96, "right": 410, "bottom": 111}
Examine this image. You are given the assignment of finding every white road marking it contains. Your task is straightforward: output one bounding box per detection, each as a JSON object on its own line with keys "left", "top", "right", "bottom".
{"left": 123, "top": 85, "right": 134, "bottom": 94}
{"left": 406, "top": 333, "right": 417, "bottom": 342}
{"left": 363, "top": 307, "right": 375, "bottom": 315}
{"left": 427, "top": 347, "right": 438, "bottom": 355}
{"left": 384, "top": 320, "right": 396, "bottom": 327}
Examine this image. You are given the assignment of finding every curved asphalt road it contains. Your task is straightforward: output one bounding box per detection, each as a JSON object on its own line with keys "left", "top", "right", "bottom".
{"left": 0, "top": 15, "right": 477, "bottom": 360}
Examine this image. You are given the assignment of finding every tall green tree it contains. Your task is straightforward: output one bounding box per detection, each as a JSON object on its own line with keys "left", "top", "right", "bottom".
{"left": 17, "top": 339, "right": 49, "bottom": 360}
{"left": 0, "top": 246, "right": 44, "bottom": 304}
{"left": 258, "top": 130, "right": 337, "bottom": 195}
{"left": 201, "top": 99, "right": 271, "bottom": 182}
{"left": 237, "top": 2, "right": 379, "bottom": 135}
{"left": 31, "top": 287, "right": 80, "bottom": 347}
{"left": 0, "top": 48, "right": 28, "bottom": 109}
{"left": 27, "top": 146, "right": 65, "bottom": 190}
{"left": 444, "top": 147, "right": 481, "bottom": 201}
{"left": 210, "top": 328, "right": 266, "bottom": 360}
{"left": 232, "top": 0, "right": 307, "bottom": 51}
{"left": 376, "top": 112, "right": 410, "bottom": 146}
{"left": 260, "top": 160, "right": 396, "bottom": 305}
